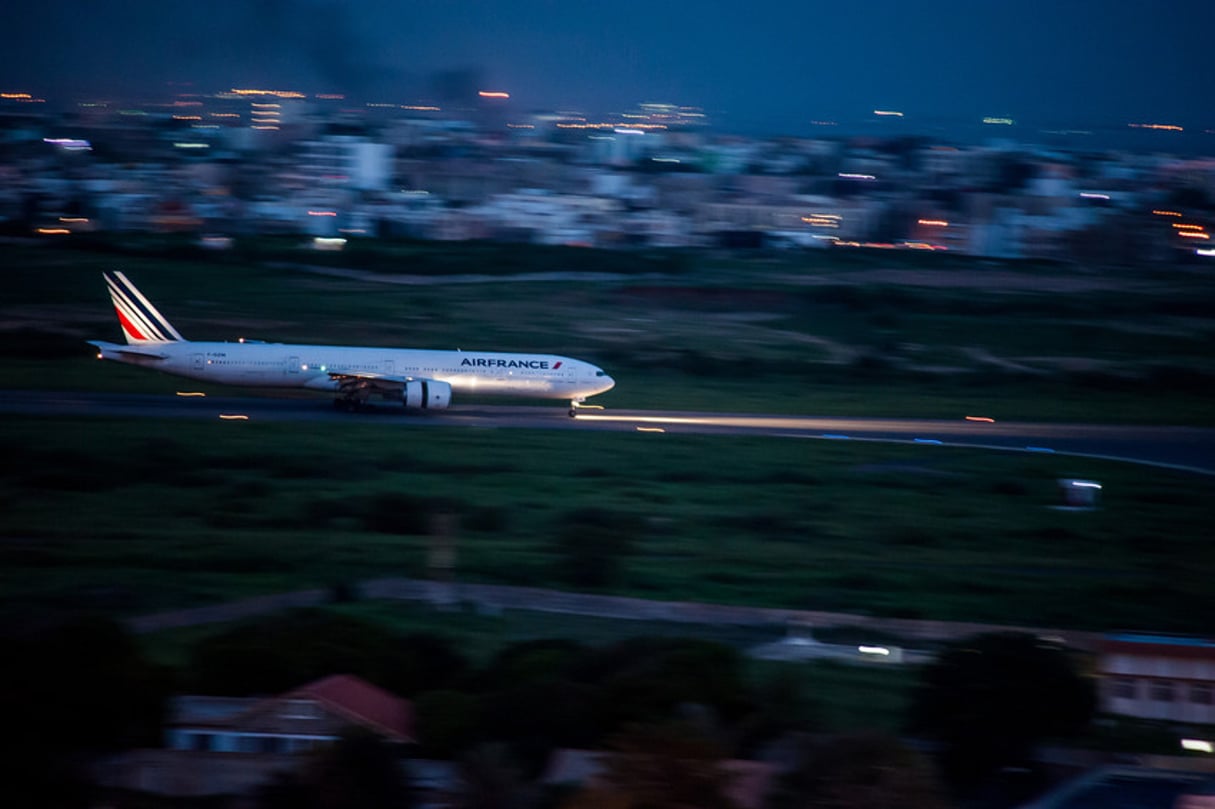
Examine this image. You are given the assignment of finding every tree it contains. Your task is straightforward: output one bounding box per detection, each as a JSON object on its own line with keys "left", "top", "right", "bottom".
{"left": 453, "top": 743, "right": 533, "bottom": 809}
{"left": 593, "top": 720, "right": 735, "bottom": 809}
{"left": 770, "top": 732, "right": 948, "bottom": 809}
{"left": 906, "top": 632, "right": 1095, "bottom": 791}
{"left": 0, "top": 614, "right": 170, "bottom": 806}
{"left": 257, "top": 730, "right": 413, "bottom": 809}
{"left": 187, "top": 609, "right": 468, "bottom": 697}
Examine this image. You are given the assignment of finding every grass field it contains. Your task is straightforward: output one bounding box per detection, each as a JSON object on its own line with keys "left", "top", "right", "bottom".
{"left": 1, "top": 238, "right": 1212, "bottom": 638}
{"left": 1, "top": 415, "right": 1210, "bottom": 633}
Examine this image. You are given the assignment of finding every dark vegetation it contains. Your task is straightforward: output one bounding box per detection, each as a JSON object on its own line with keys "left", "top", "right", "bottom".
{"left": 2, "top": 610, "right": 1093, "bottom": 807}
{"left": 1, "top": 415, "right": 1211, "bottom": 632}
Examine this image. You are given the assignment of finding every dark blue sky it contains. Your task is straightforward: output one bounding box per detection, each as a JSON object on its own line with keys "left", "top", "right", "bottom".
{"left": 4, "top": 1, "right": 1211, "bottom": 136}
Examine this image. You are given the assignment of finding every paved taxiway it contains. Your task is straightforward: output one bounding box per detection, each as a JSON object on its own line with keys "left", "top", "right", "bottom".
{"left": 3, "top": 389, "right": 1213, "bottom": 475}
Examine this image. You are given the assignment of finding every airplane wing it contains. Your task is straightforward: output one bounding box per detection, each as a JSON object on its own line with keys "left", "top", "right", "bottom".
{"left": 325, "top": 370, "right": 409, "bottom": 393}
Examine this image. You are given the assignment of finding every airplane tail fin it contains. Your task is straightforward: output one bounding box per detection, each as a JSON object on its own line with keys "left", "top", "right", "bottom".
{"left": 103, "top": 271, "right": 184, "bottom": 344}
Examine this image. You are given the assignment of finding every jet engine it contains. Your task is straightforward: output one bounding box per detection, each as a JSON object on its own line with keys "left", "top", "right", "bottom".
{"left": 403, "top": 379, "right": 452, "bottom": 410}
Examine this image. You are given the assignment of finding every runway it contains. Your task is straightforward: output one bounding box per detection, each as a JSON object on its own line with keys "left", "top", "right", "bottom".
{"left": 3, "top": 389, "right": 1213, "bottom": 475}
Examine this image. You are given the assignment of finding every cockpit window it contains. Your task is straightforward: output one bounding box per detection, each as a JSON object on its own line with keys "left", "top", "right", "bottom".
{"left": 596, "top": 371, "right": 605, "bottom": 376}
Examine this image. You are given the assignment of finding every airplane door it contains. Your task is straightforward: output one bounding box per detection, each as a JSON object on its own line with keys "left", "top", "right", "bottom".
{"left": 287, "top": 355, "right": 300, "bottom": 375}
{"left": 383, "top": 360, "right": 394, "bottom": 375}
{"left": 192, "top": 353, "right": 204, "bottom": 371}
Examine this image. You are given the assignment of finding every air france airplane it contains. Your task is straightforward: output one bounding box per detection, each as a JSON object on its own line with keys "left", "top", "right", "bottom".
{"left": 89, "top": 272, "right": 615, "bottom": 415}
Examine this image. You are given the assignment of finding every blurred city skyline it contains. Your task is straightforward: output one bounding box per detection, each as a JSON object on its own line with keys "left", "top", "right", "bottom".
{"left": 3, "top": 0, "right": 1214, "bottom": 141}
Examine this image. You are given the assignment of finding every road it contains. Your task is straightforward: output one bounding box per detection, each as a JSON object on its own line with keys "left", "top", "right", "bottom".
{"left": 4, "top": 389, "right": 1214, "bottom": 475}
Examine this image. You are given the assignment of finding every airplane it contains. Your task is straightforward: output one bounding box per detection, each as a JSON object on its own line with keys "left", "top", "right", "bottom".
{"left": 88, "top": 271, "right": 615, "bottom": 416}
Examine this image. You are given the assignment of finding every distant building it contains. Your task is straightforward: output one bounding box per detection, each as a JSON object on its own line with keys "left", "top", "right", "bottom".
{"left": 299, "top": 135, "right": 394, "bottom": 191}
{"left": 1099, "top": 634, "right": 1215, "bottom": 725}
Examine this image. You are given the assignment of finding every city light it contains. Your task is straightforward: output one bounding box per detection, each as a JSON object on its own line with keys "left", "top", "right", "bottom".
{"left": 873, "top": 110, "right": 904, "bottom": 117}
{"left": 1, "top": 92, "right": 44, "bottom": 103}
{"left": 917, "top": 219, "right": 949, "bottom": 226}
{"left": 1128, "top": 123, "right": 1183, "bottom": 131}
{"left": 982, "top": 117, "right": 1015, "bottom": 125}
{"left": 1153, "top": 210, "right": 1182, "bottom": 217}
{"left": 556, "top": 122, "right": 668, "bottom": 130}
{"left": 230, "top": 88, "right": 305, "bottom": 98}
{"left": 802, "top": 214, "right": 841, "bottom": 228}
{"left": 1079, "top": 192, "right": 1110, "bottom": 200}
{"left": 839, "top": 173, "right": 876, "bottom": 180}
{"left": 479, "top": 91, "right": 510, "bottom": 99}
{"left": 43, "top": 137, "right": 92, "bottom": 151}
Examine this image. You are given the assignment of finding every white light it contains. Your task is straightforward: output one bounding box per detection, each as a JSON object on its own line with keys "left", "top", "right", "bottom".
{"left": 858, "top": 645, "right": 890, "bottom": 656}
{"left": 1182, "top": 739, "right": 1214, "bottom": 753}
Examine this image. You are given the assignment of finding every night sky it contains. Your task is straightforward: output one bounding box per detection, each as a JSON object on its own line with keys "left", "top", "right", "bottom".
{"left": 3, "top": 0, "right": 1212, "bottom": 136}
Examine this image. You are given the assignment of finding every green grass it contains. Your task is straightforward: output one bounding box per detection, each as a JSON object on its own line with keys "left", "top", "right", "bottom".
{"left": 1, "top": 416, "right": 1210, "bottom": 634}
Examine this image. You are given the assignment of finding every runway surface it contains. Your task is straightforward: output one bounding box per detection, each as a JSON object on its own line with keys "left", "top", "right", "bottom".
{"left": 4, "top": 389, "right": 1214, "bottom": 475}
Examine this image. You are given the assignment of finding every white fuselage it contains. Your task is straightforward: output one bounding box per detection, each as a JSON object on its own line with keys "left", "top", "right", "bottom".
{"left": 96, "top": 340, "right": 615, "bottom": 401}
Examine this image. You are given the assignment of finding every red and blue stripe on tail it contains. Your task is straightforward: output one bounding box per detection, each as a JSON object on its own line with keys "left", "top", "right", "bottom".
{"left": 104, "top": 271, "right": 184, "bottom": 344}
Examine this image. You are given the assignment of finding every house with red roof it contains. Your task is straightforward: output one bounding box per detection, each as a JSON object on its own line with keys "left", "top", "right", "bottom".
{"left": 95, "top": 674, "right": 416, "bottom": 798}
{"left": 166, "top": 673, "right": 415, "bottom": 754}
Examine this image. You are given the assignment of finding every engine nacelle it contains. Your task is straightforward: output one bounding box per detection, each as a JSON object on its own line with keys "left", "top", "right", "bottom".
{"left": 402, "top": 379, "right": 452, "bottom": 410}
